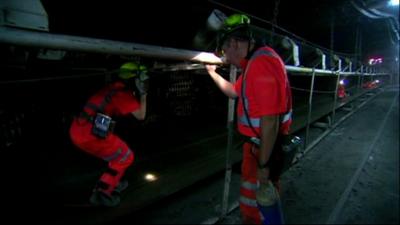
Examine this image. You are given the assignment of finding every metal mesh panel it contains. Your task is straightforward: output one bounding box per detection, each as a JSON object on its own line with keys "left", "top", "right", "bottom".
{"left": 166, "top": 72, "right": 198, "bottom": 117}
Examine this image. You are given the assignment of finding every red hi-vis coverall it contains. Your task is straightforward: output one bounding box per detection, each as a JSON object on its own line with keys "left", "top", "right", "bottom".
{"left": 338, "top": 85, "right": 346, "bottom": 99}
{"left": 234, "top": 46, "right": 293, "bottom": 224}
{"left": 69, "top": 81, "right": 139, "bottom": 195}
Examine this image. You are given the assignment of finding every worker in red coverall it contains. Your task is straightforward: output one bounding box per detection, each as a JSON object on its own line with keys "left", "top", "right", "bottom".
{"left": 206, "top": 14, "right": 292, "bottom": 224}
{"left": 338, "top": 84, "right": 347, "bottom": 99}
{"left": 363, "top": 80, "right": 379, "bottom": 89}
{"left": 69, "top": 62, "right": 148, "bottom": 207}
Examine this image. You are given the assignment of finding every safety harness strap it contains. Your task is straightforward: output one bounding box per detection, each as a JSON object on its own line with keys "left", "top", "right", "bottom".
{"left": 80, "top": 88, "right": 121, "bottom": 121}
{"left": 79, "top": 111, "right": 94, "bottom": 122}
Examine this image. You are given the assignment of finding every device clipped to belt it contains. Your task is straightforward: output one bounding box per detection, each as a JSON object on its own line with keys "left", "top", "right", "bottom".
{"left": 92, "top": 113, "right": 116, "bottom": 138}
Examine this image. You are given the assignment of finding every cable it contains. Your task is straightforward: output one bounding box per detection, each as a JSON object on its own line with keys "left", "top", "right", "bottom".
{"left": 291, "top": 84, "right": 360, "bottom": 94}
{"left": 290, "top": 86, "right": 336, "bottom": 94}
{"left": 270, "top": 0, "right": 281, "bottom": 43}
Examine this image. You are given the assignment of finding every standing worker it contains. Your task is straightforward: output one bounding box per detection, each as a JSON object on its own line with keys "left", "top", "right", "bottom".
{"left": 337, "top": 84, "right": 347, "bottom": 99}
{"left": 205, "top": 14, "right": 292, "bottom": 224}
{"left": 337, "top": 79, "right": 348, "bottom": 99}
{"left": 69, "top": 62, "right": 149, "bottom": 207}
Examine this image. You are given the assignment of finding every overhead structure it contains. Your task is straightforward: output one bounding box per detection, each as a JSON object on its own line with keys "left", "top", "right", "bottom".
{"left": 0, "top": 0, "right": 49, "bottom": 31}
{"left": 350, "top": 0, "right": 399, "bottom": 42}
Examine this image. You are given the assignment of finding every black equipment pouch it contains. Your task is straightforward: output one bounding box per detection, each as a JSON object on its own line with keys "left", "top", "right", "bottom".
{"left": 282, "top": 135, "right": 301, "bottom": 153}
{"left": 92, "top": 113, "right": 114, "bottom": 138}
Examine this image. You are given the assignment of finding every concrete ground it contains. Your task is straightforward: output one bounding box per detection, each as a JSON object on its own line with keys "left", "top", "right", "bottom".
{"left": 114, "top": 86, "right": 399, "bottom": 224}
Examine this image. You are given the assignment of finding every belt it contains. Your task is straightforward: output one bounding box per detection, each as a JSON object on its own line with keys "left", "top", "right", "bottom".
{"left": 242, "top": 136, "right": 261, "bottom": 147}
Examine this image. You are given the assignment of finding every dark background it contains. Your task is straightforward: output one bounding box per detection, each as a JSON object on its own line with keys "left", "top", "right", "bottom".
{"left": 39, "top": 0, "right": 399, "bottom": 63}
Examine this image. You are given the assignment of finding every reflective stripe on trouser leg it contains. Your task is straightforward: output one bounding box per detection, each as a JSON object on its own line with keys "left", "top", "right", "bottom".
{"left": 241, "top": 143, "right": 284, "bottom": 225}
{"left": 240, "top": 182, "right": 264, "bottom": 224}
{"left": 99, "top": 147, "right": 134, "bottom": 195}
{"left": 240, "top": 142, "right": 263, "bottom": 224}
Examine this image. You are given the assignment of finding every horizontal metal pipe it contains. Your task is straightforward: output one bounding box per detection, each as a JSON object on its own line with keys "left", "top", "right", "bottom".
{"left": 0, "top": 26, "right": 223, "bottom": 64}
{"left": 285, "top": 65, "right": 387, "bottom": 76}
{"left": 0, "top": 27, "right": 390, "bottom": 76}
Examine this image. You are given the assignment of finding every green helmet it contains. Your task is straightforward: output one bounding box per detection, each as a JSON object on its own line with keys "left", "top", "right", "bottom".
{"left": 224, "top": 14, "right": 250, "bottom": 28}
{"left": 216, "top": 14, "right": 252, "bottom": 55}
{"left": 118, "top": 62, "right": 147, "bottom": 80}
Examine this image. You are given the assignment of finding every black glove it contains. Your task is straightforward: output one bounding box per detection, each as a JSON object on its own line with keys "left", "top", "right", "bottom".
{"left": 135, "top": 72, "right": 149, "bottom": 95}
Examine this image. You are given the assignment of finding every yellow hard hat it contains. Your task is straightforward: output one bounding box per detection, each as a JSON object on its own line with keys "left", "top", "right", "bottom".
{"left": 118, "top": 62, "right": 147, "bottom": 80}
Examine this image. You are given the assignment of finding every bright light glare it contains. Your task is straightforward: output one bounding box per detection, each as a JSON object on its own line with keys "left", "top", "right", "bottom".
{"left": 369, "top": 57, "right": 383, "bottom": 65}
{"left": 192, "top": 52, "right": 223, "bottom": 64}
{"left": 144, "top": 173, "right": 157, "bottom": 182}
{"left": 339, "top": 80, "right": 345, "bottom": 85}
{"left": 388, "top": 0, "right": 399, "bottom": 6}
{"left": 375, "top": 80, "right": 380, "bottom": 83}
{"left": 369, "top": 59, "right": 374, "bottom": 65}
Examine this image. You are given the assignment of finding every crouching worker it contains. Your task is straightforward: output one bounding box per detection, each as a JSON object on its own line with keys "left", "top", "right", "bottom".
{"left": 69, "top": 62, "right": 149, "bottom": 207}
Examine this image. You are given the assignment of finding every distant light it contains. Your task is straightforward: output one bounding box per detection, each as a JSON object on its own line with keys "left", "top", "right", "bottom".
{"left": 388, "top": 0, "right": 399, "bottom": 6}
{"left": 144, "top": 173, "right": 157, "bottom": 182}
{"left": 375, "top": 80, "right": 380, "bottom": 83}
{"left": 368, "top": 57, "right": 383, "bottom": 65}
{"left": 396, "top": 57, "right": 399, "bottom": 62}
{"left": 369, "top": 59, "right": 374, "bottom": 65}
{"left": 340, "top": 79, "right": 348, "bottom": 86}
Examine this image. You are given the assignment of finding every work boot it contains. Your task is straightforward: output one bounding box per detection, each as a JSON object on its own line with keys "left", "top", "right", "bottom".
{"left": 113, "top": 180, "right": 129, "bottom": 194}
{"left": 89, "top": 189, "right": 120, "bottom": 207}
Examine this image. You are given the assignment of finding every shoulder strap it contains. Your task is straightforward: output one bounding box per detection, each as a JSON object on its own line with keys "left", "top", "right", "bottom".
{"left": 98, "top": 88, "right": 120, "bottom": 112}
{"left": 85, "top": 88, "right": 122, "bottom": 114}
{"left": 241, "top": 64, "right": 260, "bottom": 138}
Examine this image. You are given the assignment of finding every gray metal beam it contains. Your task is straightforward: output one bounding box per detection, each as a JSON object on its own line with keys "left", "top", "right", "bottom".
{"left": 0, "top": 26, "right": 223, "bottom": 65}
{"left": 0, "top": 27, "right": 390, "bottom": 76}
